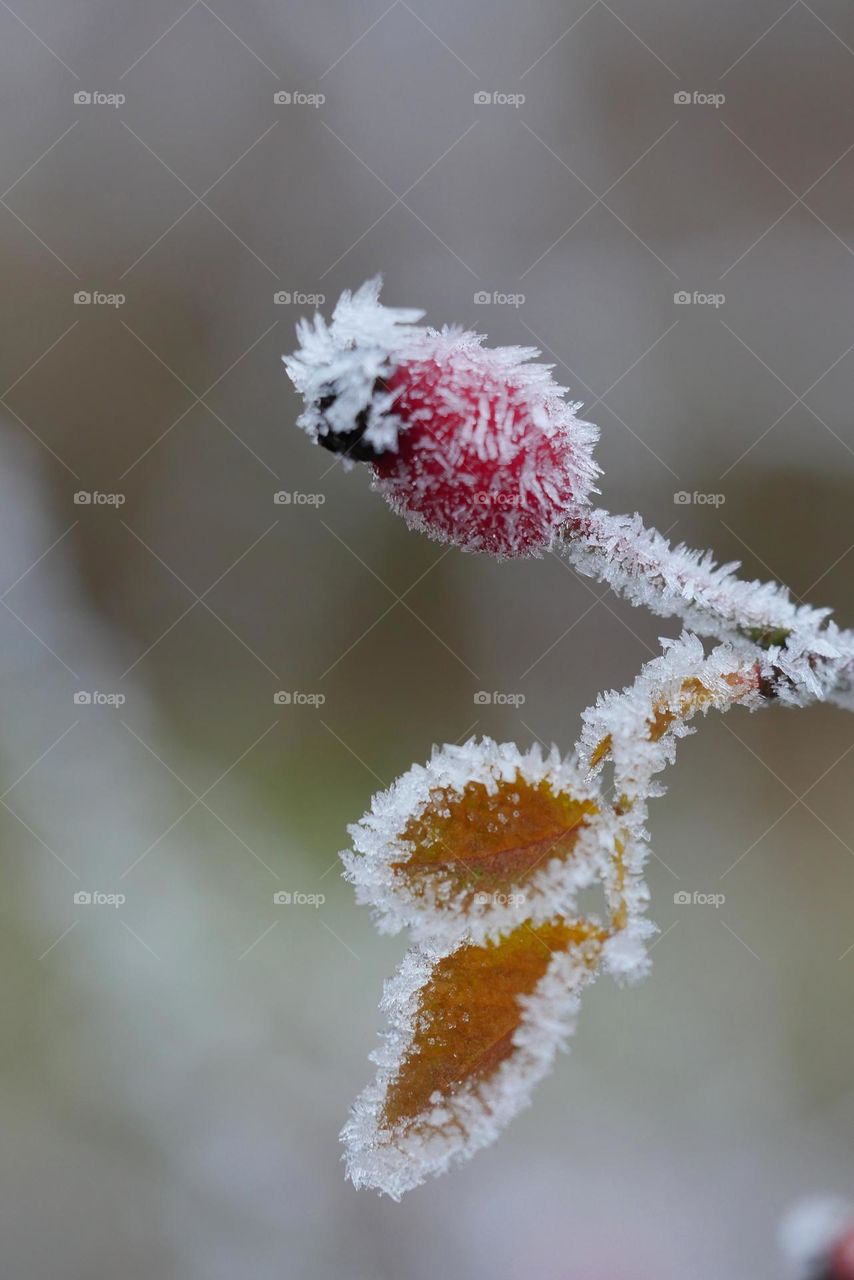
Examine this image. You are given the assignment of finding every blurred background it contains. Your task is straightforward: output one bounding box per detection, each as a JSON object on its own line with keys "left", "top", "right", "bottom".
{"left": 0, "top": 1, "right": 852, "bottom": 1276}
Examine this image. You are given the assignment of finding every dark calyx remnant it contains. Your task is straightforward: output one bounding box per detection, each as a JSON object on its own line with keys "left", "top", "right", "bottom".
{"left": 314, "top": 377, "right": 393, "bottom": 463}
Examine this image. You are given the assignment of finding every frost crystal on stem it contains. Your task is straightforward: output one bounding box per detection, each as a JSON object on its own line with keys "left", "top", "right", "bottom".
{"left": 284, "top": 284, "right": 854, "bottom": 1197}
{"left": 562, "top": 506, "right": 854, "bottom": 708}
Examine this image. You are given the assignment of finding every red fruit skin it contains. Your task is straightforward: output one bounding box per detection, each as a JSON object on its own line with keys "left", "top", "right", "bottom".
{"left": 373, "top": 355, "right": 587, "bottom": 558}
{"left": 831, "top": 1229, "right": 854, "bottom": 1280}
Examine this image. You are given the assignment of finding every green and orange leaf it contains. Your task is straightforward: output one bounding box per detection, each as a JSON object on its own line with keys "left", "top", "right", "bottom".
{"left": 393, "top": 773, "right": 597, "bottom": 905}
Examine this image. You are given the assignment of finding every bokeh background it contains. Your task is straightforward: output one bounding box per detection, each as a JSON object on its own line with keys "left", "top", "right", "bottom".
{"left": 0, "top": 2, "right": 852, "bottom": 1276}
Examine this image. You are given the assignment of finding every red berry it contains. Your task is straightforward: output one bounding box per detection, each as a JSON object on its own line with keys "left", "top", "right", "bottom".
{"left": 373, "top": 337, "right": 598, "bottom": 559}
{"left": 285, "top": 281, "right": 599, "bottom": 559}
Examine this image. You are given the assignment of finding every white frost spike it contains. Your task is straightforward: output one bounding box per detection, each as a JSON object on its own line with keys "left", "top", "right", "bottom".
{"left": 344, "top": 736, "right": 612, "bottom": 949}
{"left": 342, "top": 929, "right": 602, "bottom": 1199}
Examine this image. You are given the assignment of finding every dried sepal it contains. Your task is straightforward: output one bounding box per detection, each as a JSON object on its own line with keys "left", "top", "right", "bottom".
{"left": 342, "top": 916, "right": 606, "bottom": 1199}
{"left": 344, "top": 738, "right": 613, "bottom": 948}
{"left": 283, "top": 277, "right": 425, "bottom": 460}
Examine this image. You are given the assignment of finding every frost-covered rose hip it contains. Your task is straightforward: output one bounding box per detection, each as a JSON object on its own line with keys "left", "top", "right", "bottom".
{"left": 373, "top": 338, "right": 599, "bottom": 557}
{"left": 284, "top": 278, "right": 599, "bottom": 557}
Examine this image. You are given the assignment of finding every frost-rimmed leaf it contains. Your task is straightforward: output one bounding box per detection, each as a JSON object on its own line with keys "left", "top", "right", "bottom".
{"left": 344, "top": 738, "right": 617, "bottom": 948}
{"left": 342, "top": 917, "right": 605, "bottom": 1199}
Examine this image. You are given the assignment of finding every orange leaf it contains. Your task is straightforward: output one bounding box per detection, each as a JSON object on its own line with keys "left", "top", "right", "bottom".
{"left": 343, "top": 916, "right": 606, "bottom": 1197}
{"left": 345, "top": 739, "right": 606, "bottom": 947}
{"left": 394, "top": 772, "right": 598, "bottom": 908}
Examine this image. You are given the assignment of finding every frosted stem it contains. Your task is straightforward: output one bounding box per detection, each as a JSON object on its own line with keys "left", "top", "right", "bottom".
{"left": 561, "top": 505, "right": 854, "bottom": 708}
